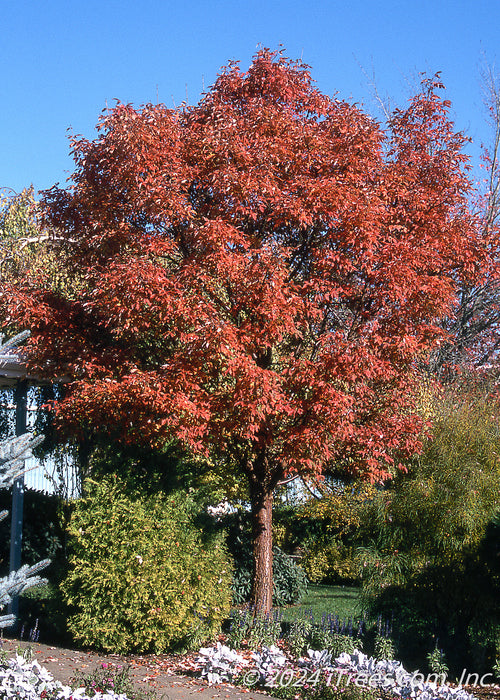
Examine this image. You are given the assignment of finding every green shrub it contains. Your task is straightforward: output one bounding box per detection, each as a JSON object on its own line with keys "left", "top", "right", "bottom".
{"left": 61, "top": 476, "right": 232, "bottom": 653}
{"left": 18, "top": 582, "right": 72, "bottom": 645}
{"left": 273, "top": 547, "right": 308, "bottom": 606}
{"left": 0, "top": 488, "right": 66, "bottom": 570}
{"left": 232, "top": 560, "right": 253, "bottom": 606}
{"left": 301, "top": 540, "right": 358, "bottom": 584}
{"left": 232, "top": 544, "right": 307, "bottom": 607}
{"left": 296, "top": 483, "right": 378, "bottom": 586}
{"left": 286, "top": 617, "right": 313, "bottom": 657}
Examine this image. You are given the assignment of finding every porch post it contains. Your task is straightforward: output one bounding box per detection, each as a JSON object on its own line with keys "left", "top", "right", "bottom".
{"left": 8, "top": 379, "right": 28, "bottom": 625}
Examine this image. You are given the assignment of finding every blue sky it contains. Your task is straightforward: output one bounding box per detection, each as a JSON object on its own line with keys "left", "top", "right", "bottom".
{"left": 1, "top": 0, "right": 498, "bottom": 196}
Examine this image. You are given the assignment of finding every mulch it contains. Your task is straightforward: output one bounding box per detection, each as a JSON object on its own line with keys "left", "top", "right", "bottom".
{"left": 0, "top": 638, "right": 277, "bottom": 700}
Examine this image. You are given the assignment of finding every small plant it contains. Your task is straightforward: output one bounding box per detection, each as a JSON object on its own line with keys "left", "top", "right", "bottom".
{"left": 374, "top": 614, "right": 395, "bottom": 660}
{"left": 72, "top": 662, "right": 157, "bottom": 700}
{"left": 248, "top": 609, "right": 282, "bottom": 649}
{"left": 309, "top": 625, "right": 333, "bottom": 651}
{"left": 252, "top": 645, "right": 287, "bottom": 683}
{"left": 330, "top": 633, "right": 357, "bottom": 657}
{"left": 286, "top": 616, "right": 313, "bottom": 657}
{"left": 196, "top": 642, "right": 243, "bottom": 684}
{"left": 227, "top": 607, "right": 253, "bottom": 649}
{"left": 427, "top": 644, "right": 449, "bottom": 677}
{"left": 374, "top": 634, "right": 395, "bottom": 660}
{"left": 17, "top": 645, "right": 33, "bottom": 663}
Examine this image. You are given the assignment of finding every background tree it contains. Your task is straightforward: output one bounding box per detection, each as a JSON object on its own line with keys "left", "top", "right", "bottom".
{"left": 297, "top": 481, "right": 377, "bottom": 585}
{"left": 0, "top": 188, "right": 81, "bottom": 497}
{"left": 428, "top": 65, "right": 500, "bottom": 373}
{"left": 5, "top": 50, "right": 486, "bottom": 611}
{"left": 357, "top": 377, "right": 500, "bottom": 673}
{"left": 0, "top": 187, "right": 44, "bottom": 282}
{"left": 0, "top": 186, "right": 73, "bottom": 290}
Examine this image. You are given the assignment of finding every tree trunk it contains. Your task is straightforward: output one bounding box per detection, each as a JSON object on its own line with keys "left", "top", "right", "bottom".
{"left": 249, "top": 483, "right": 274, "bottom": 613}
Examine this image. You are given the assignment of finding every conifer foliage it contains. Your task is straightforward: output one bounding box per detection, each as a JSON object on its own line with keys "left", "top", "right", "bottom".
{"left": 0, "top": 432, "right": 49, "bottom": 628}
{"left": 6, "top": 50, "right": 486, "bottom": 611}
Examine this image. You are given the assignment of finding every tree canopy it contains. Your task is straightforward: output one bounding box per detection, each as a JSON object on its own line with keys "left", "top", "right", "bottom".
{"left": 3, "top": 50, "right": 487, "bottom": 610}
{"left": 432, "top": 65, "right": 500, "bottom": 373}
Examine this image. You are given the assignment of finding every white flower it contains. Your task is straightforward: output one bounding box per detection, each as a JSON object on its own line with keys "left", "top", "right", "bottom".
{"left": 0, "top": 653, "right": 135, "bottom": 699}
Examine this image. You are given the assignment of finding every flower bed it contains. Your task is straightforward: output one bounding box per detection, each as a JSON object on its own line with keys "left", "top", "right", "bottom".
{"left": 195, "top": 643, "right": 479, "bottom": 700}
{"left": 0, "top": 652, "right": 133, "bottom": 700}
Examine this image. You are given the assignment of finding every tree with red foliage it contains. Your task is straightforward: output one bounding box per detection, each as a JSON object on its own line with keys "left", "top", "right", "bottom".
{"left": 5, "top": 50, "right": 486, "bottom": 611}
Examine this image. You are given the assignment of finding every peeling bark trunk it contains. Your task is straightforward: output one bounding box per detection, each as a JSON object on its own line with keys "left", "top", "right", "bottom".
{"left": 249, "top": 483, "right": 274, "bottom": 612}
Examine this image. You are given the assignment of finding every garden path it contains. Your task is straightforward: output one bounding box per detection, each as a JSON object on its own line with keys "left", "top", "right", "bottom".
{"left": 0, "top": 638, "right": 277, "bottom": 700}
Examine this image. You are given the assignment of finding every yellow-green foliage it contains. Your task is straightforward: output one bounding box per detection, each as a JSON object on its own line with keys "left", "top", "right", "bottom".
{"left": 0, "top": 187, "right": 56, "bottom": 283}
{"left": 272, "top": 521, "right": 288, "bottom": 548}
{"left": 301, "top": 540, "right": 358, "bottom": 583}
{"left": 390, "top": 384, "right": 500, "bottom": 558}
{"left": 357, "top": 380, "right": 500, "bottom": 674}
{"left": 61, "top": 476, "right": 232, "bottom": 654}
{"left": 299, "top": 482, "right": 378, "bottom": 535}
{"left": 298, "top": 482, "right": 377, "bottom": 584}
{"left": 0, "top": 186, "right": 84, "bottom": 301}
{"left": 357, "top": 380, "right": 500, "bottom": 592}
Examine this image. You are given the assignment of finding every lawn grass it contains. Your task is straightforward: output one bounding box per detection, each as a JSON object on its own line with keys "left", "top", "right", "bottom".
{"left": 279, "top": 584, "right": 363, "bottom": 623}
